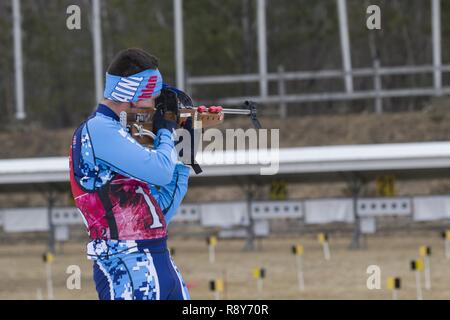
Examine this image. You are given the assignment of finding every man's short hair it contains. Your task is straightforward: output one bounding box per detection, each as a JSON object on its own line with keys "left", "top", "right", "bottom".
{"left": 107, "top": 48, "right": 159, "bottom": 77}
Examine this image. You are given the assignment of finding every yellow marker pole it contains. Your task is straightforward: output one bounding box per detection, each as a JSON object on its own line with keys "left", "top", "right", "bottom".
{"left": 419, "top": 246, "right": 432, "bottom": 290}
{"left": 386, "top": 277, "right": 401, "bottom": 300}
{"left": 392, "top": 287, "right": 398, "bottom": 301}
{"left": 209, "top": 279, "right": 224, "bottom": 300}
{"left": 43, "top": 252, "right": 54, "bottom": 300}
{"left": 207, "top": 236, "right": 217, "bottom": 264}
{"left": 443, "top": 231, "right": 450, "bottom": 259}
{"left": 411, "top": 259, "right": 424, "bottom": 300}
{"left": 257, "top": 278, "right": 263, "bottom": 298}
{"left": 215, "top": 279, "right": 224, "bottom": 300}
{"left": 318, "top": 233, "right": 330, "bottom": 260}
{"left": 253, "top": 268, "right": 265, "bottom": 299}
{"left": 216, "top": 279, "right": 224, "bottom": 300}
{"left": 415, "top": 267, "right": 423, "bottom": 301}
{"left": 209, "top": 280, "right": 215, "bottom": 300}
{"left": 292, "top": 245, "right": 305, "bottom": 291}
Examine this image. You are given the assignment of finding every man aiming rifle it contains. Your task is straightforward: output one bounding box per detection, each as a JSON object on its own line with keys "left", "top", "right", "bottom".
{"left": 69, "top": 48, "right": 190, "bottom": 300}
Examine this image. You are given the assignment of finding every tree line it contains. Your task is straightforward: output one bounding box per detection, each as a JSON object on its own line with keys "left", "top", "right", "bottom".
{"left": 0, "top": 0, "right": 447, "bottom": 129}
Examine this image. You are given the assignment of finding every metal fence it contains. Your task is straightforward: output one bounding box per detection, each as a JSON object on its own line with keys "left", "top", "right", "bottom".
{"left": 187, "top": 63, "right": 450, "bottom": 117}
{"left": 184, "top": 0, "right": 446, "bottom": 116}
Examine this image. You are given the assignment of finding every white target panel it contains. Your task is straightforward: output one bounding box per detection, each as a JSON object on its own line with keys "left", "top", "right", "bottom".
{"left": 51, "top": 207, "right": 83, "bottom": 225}
{"left": 173, "top": 204, "right": 201, "bottom": 222}
{"left": 251, "top": 201, "right": 303, "bottom": 219}
{"left": 357, "top": 198, "right": 412, "bottom": 217}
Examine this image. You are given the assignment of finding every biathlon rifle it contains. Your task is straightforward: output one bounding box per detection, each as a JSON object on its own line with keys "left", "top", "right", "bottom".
{"left": 119, "top": 87, "right": 262, "bottom": 147}
{"left": 119, "top": 85, "right": 262, "bottom": 174}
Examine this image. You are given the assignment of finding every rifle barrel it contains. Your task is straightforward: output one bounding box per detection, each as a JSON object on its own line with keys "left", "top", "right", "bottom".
{"left": 220, "top": 108, "right": 251, "bottom": 115}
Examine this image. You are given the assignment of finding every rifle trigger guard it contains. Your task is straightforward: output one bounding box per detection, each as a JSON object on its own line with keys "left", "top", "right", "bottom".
{"left": 132, "top": 123, "right": 156, "bottom": 140}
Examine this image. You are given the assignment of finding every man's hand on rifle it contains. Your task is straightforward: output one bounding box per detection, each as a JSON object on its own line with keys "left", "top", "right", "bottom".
{"left": 152, "top": 89, "right": 179, "bottom": 134}
{"left": 152, "top": 107, "right": 177, "bottom": 133}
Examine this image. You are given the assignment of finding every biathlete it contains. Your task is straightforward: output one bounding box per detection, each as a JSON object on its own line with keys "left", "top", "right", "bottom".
{"left": 69, "top": 48, "right": 190, "bottom": 300}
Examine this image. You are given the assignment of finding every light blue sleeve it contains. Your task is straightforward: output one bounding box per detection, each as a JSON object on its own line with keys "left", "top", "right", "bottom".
{"left": 86, "top": 115, "right": 177, "bottom": 186}
{"left": 151, "top": 163, "right": 190, "bottom": 224}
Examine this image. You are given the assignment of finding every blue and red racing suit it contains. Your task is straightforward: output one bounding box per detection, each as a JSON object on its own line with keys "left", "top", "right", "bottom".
{"left": 69, "top": 104, "right": 190, "bottom": 300}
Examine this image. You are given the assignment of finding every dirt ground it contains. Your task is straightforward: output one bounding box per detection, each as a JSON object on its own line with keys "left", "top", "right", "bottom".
{"left": 1, "top": 233, "right": 450, "bottom": 300}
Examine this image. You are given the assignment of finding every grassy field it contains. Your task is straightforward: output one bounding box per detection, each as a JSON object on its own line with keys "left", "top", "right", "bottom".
{"left": 1, "top": 233, "right": 450, "bottom": 300}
